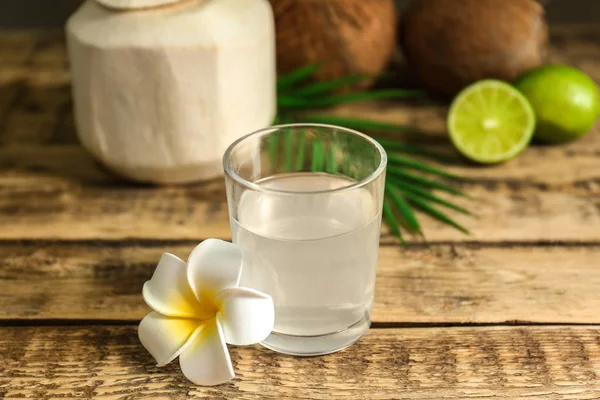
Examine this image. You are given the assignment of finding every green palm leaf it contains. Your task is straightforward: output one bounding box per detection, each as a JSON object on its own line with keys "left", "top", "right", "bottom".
{"left": 387, "top": 153, "right": 461, "bottom": 180}
{"left": 388, "top": 178, "right": 474, "bottom": 216}
{"left": 283, "top": 74, "right": 371, "bottom": 97}
{"left": 387, "top": 166, "right": 470, "bottom": 198}
{"left": 383, "top": 198, "right": 407, "bottom": 246}
{"left": 311, "top": 139, "right": 325, "bottom": 171}
{"left": 295, "top": 131, "right": 307, "bottom": 171}
{"left": 277, "top": 64, "right": 320, "bottom": 91}
{"left": 343, "top": 157, "right": 352, "bottom": 176}
{"left": 386, "top": 183, "right": 421, "bottom": 234}
{"left": 326, "top": 143, "right": 338, "bottom": 173}
{"left": 276, "top": 64, "right": 474, "bottom": 243}
{"left": 408, "top": 195, "right": 470, "bottom": 235}
{"left": 278, "top": 89, "right": 425, "bottom": 109}
{"left": 376, "top": 139, "right": 450, "bottom": 162}
{"left": 301, "top": 115, "right": 420, "bottom": 134}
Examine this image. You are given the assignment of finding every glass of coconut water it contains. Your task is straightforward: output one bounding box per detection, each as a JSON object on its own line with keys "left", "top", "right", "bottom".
{"left": 223, "top": 124, "right": 387, "bottom": 356}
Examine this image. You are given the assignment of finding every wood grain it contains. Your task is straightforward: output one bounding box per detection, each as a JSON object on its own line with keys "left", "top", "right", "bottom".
{"left": 1, "top": 148, "right": 599, "bottom": 243}
{"left": 0, "top": 31, "right": 598, "bottom": 243}
{"left": 1, "top": 75, "right": 600, "bottom": 182}
{"left": 1, "top": 96, "right": 598, "bottom": 244}
{"left": 2, "top": 325, "right": 600, "bottom": 399}
{"left": 1, "top": 241, "right": 599, "bottom": 324}
{"left": 0, "top": 26, "right": 599, "bottom": 400}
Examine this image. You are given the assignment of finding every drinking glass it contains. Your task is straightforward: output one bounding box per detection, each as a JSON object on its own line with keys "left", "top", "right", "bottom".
{"left": 223, "top": 124, "right": 387, "bottom": 356}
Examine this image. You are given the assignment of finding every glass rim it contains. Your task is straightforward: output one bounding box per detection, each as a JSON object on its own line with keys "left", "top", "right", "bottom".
{"left": 222, "top": 123, "right": 388, "bottom": 195}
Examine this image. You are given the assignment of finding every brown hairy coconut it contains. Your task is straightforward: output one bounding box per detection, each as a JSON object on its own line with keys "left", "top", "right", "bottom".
{"left": 401, "top": 0, "right": 549, "bottom": 98}
{"left": 270, "top": 0, "right": 397, "bottom": 88}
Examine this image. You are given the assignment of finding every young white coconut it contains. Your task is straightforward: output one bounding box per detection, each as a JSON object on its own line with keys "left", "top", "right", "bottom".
{"left": 67, "top": 0, "right": 276, "bottom": 183}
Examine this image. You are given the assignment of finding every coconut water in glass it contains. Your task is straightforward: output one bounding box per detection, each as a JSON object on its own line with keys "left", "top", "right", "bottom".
{"left": 223, "top": 124, "right": 386, "bottom": 355}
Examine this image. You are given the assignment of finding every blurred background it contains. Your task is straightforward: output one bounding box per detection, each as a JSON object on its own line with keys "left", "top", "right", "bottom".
{"left": 0, "top": 0, "right": 598, "bottom": 28}
{"left": 1, "top": 0, "right": 598, "bottom": 237}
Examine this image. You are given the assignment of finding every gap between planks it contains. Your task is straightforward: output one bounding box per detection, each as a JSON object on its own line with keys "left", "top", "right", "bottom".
{"left": 2, "top": 325, "right": 600, "bottom": 399}
{"left": 1, "top": 319, "right": 599, "bottom": 328}
{"left": 2, "top": 241, "right": 599, "bottom": 323}
{"left": 1, "top": 238, "right": 599, "bottom": 248}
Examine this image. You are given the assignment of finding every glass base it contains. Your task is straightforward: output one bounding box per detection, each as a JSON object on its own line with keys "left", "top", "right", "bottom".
{"left": 260, "top": 314, "right": 371, "bottom": 356}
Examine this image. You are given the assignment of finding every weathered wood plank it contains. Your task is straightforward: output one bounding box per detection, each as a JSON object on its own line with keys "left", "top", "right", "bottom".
{"left": 0, "top": 30, "right": 598, "bottom": 243}
{"left": 334, "top": 102, "right": 600, "bottom": 187}
{"left": 1, "top": 159, "right": 598, "bottom": 242}
{"left": 1, "top": 325, "right": 600, "bottom": 399}
{"left": 2, "top": 27, "right": 600, "bottom": 175}
{"left": 0, "top": 33, "right": 67, "bottom": 77}
{"left": 1, "top": 242, "right": 599, "bottom": 324}
{"left": 0, "top": 168, "right": 233, "bottom": 240}
{"left": 2, "top": 76, "right": 600, "bottom": 186}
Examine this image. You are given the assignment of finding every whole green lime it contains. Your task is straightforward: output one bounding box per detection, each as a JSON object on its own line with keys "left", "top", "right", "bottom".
{"left": 515, "top": 65, "right": 600, "bottom": 143}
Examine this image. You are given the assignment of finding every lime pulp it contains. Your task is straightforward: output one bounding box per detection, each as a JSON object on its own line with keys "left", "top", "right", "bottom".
{"left": 448, "top": 80, "right": 536, "bottom": 164}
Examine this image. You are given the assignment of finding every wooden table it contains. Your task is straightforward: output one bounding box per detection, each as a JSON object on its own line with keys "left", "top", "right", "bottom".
{"left": 1, "top": 27, "right": 599, "bottom": 399}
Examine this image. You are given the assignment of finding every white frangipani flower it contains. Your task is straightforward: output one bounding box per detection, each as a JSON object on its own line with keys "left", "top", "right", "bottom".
{"left": 138, "top": 239, "right": 274, "bottom": 386}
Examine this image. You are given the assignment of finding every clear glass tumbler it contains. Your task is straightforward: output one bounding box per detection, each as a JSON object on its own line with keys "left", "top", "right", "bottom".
{"left": 223, "top": 124, "right": 387, "bottom": 356}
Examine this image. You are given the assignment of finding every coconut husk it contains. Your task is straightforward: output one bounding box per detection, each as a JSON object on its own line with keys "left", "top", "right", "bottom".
{"left": 271, "top": 0, "right": 397, "bottom": 88}
{"left": 401, "top": 0, "right": 549, "bottom": 98}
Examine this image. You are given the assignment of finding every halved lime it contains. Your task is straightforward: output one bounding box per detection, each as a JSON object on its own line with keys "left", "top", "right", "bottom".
{"left": 448, "top": 80, "right": 536, "bottom": 164}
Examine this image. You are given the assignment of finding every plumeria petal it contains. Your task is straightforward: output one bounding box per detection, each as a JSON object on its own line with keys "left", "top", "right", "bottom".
{"left": 179, "top": 318, "right": 234, "bottom": 386}
{"left": 187, "top": 239, "right": 243, "bottom": 302}
{"left": 215, "top": 287, "right": 275, "bottom": 346}
{"left": 142, "top": 253, "right": 213, "bottom": 319}
{"left": 138, "top": 311, "right": 203, "bottom": 367}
